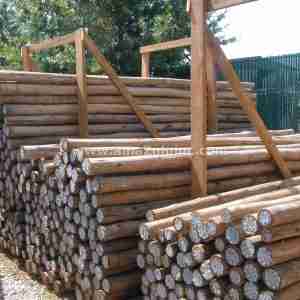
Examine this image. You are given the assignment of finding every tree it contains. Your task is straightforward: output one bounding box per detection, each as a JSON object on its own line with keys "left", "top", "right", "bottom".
{"left": 0, "top": 0, "right": 235, "bottom": 77}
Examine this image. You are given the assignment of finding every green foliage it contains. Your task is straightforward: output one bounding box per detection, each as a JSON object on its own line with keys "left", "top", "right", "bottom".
{"left": 0, "top": 0, "right": 235, "bottom": 77}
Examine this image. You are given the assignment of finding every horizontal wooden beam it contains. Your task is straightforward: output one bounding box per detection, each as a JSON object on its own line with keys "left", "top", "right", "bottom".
{"left": 140, "top": 38, "right": 192, "bottom": 54}
{"left": 27, "top": 31, "right": 77, "bottom": 53}
{"left": 187, "top": 0, "right": 257, "bottom": 14}
{"left": 210, "top": 0, "right": 257, "bottom": 10}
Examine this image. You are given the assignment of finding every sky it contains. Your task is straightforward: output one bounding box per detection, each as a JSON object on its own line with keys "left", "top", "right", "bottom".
{"left": 223, "top": 0, "right": 300, "bottom": 59}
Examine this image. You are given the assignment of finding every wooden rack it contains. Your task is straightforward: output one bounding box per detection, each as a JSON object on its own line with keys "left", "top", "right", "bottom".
{"left": 21, "top": 30, "right": 160, "bottom": 139}
{"left": 140, "top": 0, "right": 292, "bottom": 196}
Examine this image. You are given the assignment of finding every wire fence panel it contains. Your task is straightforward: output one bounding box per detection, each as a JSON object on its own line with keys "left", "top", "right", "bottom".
{"left": 219, "top": 54, "right": 300, "bottom": 130}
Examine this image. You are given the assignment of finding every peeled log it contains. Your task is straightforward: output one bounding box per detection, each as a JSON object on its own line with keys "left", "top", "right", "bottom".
{"left": 258, "top": 201, "right": 300, "bottom": 228}
{"left": 60, "top": 132, "right": 297, "bottom": 152}
{"left": 91, "top": 186, "right": 191, "bottom": 207}
{"left": 262, "top": 221, "right": 300, "bottom": 243}
{"left": 140, "top": 192, "right": 300, "bottom": 241}
{"left": 20, "top": 144, "right": 60, "bottom": 161}
{"left": 146, "top": 177, "right": 300, "bottom": 225}
{"left": 102, "top": 270, "right": 141, "bottom": 294}
{"left": 277, "top": 281, "right": 300, "bottom": 300}
{"left": 82, "top": 149, "right": 300, "bottom": 176}
{"left": 257, "top": 236, "right": 300, "bottom": 268}
{"left": 263, "top": 259, "right": 300, "bottom": 291}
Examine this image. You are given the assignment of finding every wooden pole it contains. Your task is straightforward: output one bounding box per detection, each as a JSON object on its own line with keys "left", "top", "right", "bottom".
{"left": 75, "top": 29, "right": 89, "bottom": 138}
{"left": 190, "top": 0, "right": 208, "bottom": 196}
{"left": 207, "top": 31, "right": 292, "bottom": 179}
{"left": 142, "top": 53, "right": 150, "bottom": 78}
{"left": 21, "top": 47, "right": 33, "bottom": 72}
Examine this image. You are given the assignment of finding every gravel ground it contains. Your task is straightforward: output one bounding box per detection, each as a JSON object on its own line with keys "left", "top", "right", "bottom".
{"left": 0, "top": 253, "right": 72, "bottom": 300}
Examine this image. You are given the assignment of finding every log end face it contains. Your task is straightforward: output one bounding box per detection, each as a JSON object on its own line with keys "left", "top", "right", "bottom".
{"left": 257, "top": 246, "right": 272, "bottom": 268}
{"left": 258, "top": 209, "right": 272, "bottom": 227}
{"left": 263, "top": 268, "right": 281, "bottom": 291}
{"left": 241, "top": 215, "right": 259, "bottom": 236}
{"left": 139, "top": 223, "right": 150, "bottom": 241}
{"left": 244, "top": 281, "right": 259, "bottom": 300}
{"left": 225, "top": 225, "right": 241, "bottom": 245}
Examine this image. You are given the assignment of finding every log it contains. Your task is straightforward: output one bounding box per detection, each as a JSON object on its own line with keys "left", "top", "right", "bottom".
{"left": 102, "top": 249, "right": 138, "bottom": 270}
{"left": 277, "top": 281, "right": 300, "bottom": 300}
{"left": 60, "top": 133, "right": 298, "bottom": 152}
{"left": 96, "top": 199, "right": 188, "bottom": 224}
{"left": 82, "top": 149, "right": 300, "bottom": 176}
{"left": 20, "top": 144, "right": 60, "bottom": 161}
{"left": 257, "top": 236, "right": 300, "bottom": 267}
{"left": 102, "top": 271, "right": 141, "bottom": 294}
{"left": 4, "top": 123, "right": 191, "bottom": 138}
{"left": 5, "top": 113, "right": 191, "bottom": 126}
{"left": 147, "top": 178, "right": 300, "bottom": 221}
{"left": 91, "top": 186, "right": 191, "bottom": 207}
{"left": 263, "top": 259, "right": 300, "bottom": 291}
{"left": 97, "top": 220, "right": 142, "bottom": 242}
{"left": 262, "top": 221, "right": 300, "bottom": 243}
{"left": 0, "top": 70, "right": 254, "bottom": 89}
{"left": 140, "top": 186, "right": 300, "bottom": 240}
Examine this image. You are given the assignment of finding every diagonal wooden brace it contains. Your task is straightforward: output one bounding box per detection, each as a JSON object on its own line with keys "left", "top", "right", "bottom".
{"left": 84, "top": 34, "right": 160, "bottom": 138}
{"left": 206, "top": 30, "right": 292, "bottom": 178}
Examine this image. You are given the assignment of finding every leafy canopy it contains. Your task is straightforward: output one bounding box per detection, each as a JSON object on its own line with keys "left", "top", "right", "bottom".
{"left": 0, "top": 0, "right": 235, "bottom": 77}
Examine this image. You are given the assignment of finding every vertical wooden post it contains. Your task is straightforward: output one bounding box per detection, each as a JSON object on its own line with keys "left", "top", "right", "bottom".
{"left": 142, "top": 53, "right": 151, "bottom": 78}
{"left": 206, "top": 40, "right": 218, "bottom": 133}
{"left": 21, "top": 46, "right": 33, "bottom": 71}
{"left": 190, "top": 0, "right": 208, "bottom": 196}
{"left": 75, "top": 29, "right": 89, "bottom": 138}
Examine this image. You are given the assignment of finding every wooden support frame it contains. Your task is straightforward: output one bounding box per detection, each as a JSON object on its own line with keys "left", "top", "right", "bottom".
{"left": 140, "top": 38, "right": 192, "bottom": 78}
{"left": 139, "top": 36, "right": 217, "bottom": 134}
{"left": 28, "top": 32, "right": 77, "bottom": 53}
{"left": 21, "top": 30, "right": 159, "bottom": 138}
{"left": 139, "top": 0, "right": 290, "bottom": 195}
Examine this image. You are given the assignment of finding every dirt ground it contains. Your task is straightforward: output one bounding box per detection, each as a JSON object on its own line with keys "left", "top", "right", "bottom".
{"left": 0, "top": 252, "right": 69, "bottom": 300}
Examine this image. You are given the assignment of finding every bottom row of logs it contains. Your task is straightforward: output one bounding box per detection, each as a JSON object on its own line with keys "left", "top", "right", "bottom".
{"left": 138, "top": 176, "right": 300, "bottom": 300}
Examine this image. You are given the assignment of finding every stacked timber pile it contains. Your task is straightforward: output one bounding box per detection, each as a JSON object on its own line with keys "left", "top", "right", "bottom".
{"left": 0, "top": 71, "right": 256, "bottom": 137}
{"left": 10, "top": 132, "right": 300, "bottom": 300}
{"left": 139, "top": 175, "right": 300, "bottom": 300}
{"left": 1, "top": 130, "right": 295, "bottom": 261}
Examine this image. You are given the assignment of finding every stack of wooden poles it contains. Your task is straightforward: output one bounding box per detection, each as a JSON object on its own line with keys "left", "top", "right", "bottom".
{"left": 139, "top": 174, "right": 300, "bottom": 300}
{"left": 0, "top": 71, "right": 256, "bottom": 139}
{"left": 8, "top": 131, "right": 300, "bottom": 300}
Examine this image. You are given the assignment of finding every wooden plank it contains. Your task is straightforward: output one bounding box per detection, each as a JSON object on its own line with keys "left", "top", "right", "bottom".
{"left": 206, "top": 38, "right": 218, "bottom": 133}
{"left": 191, "top": 0, "right": 207, "bottom": 196}
{"left": 141, "top": 53, "right": 150, "bottom": 77}
{"left": 28, "top": 32, "right": 76, "bottom": 53}
{"left": 75, "top": 29, "right": 89, "bottom": 138}
{"left": 140, "top": 38, "right": 191, "bottom": 54}
{"left": 84, "top": 34, "right": 160, "bottom": 138}
{"left": 207, "top": 31, "right": 292, "bottom": 179}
